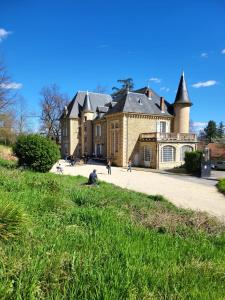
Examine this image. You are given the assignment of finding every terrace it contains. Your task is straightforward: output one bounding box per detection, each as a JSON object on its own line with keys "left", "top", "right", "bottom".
{"left": 139, "top": 132, "right": 197, "bottom": 142}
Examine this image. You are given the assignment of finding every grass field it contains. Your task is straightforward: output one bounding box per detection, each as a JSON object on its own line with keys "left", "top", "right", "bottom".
{"left": 1, "top": 159, "right": 225, "bottom": 299}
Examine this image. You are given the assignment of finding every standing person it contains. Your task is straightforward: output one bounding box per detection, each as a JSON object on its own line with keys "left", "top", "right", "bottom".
{"left": 127, "top": 159, "right": 132, "bottom": 172}
{"left": 107, "top": 160, "right": 112, "bottom": 175}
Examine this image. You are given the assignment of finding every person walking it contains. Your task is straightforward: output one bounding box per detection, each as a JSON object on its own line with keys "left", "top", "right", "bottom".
{"left": 127, "top": 159, "right": 132, "bottom": 172}
{"left": 107, "top": 160, "right": 112, "bottom": 175}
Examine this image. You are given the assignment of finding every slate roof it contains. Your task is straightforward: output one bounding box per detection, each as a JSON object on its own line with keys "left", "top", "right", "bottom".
{"left": 174, "top": 72, "right": 192, "bottom": 105}
{"left": 83, "top": 92, "right": 93, "bottom": 112}
{"left": 64, "top": 91, "right": 112, "bottom": 119}
{"left": 105, "top": 90, "right": 173, "bottom": 116}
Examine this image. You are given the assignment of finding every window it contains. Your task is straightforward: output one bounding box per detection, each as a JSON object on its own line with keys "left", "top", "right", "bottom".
{"left": 180, "top": 145, "right": 193, "bottom": 161}
{"left": 95, "top": 124, "right": 101, "bottom": 136}
{"left": 161, "top": 146, "right": 176, "bottom": 162}
{"left": 144, "top": 146, "right": 152, "bottom": 162}
{"left": 160, "top": 121, "right": 166, "bottom": 133}
{"left": 111, "top": 121, "right": 119, "bottom": 155}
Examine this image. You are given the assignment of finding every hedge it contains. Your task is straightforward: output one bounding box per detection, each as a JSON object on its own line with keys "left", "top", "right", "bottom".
{"left": 185, "top": 150, "right": 203, "bottom": 175}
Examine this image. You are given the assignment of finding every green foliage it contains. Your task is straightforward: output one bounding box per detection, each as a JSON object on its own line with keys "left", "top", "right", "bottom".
{"left": 1, "top": 165, "right": 225, "bottom": 299}
{"left": 217, "top": 121, "right": 225, "bottom": 139}
{"left": 185, "top": 150, "right": 203, "bottom": 175}
{"left": 217, "top": 179, "right": 225, "bottom": 195}
{"left": 204, "top": 120, "right": 219, "bottom": 142}
{"left": 112, "top": 78, "right": 134, "bottom": 96}
{"left": 13, "top": 134, "right": 60, "bottom": 172}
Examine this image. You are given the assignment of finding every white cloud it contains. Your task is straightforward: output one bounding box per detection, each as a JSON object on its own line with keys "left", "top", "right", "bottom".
{"left": 201, "top": 52, "right": 208, "bottom": 58}
{"left": 192, "top": 122, "right": 207, "bottom": 127}
{"left": 149, "top": 77, "right": 161, "bottom": 84}
{"left": 0, "top": 28, "right": 11, "bottom": 42}
{"left": 160, "top": 87, "right": 170, "bottom": 92}
{"left": 192, "top": 80, "right": 217, "bottom": 88}
{"left": 221, "top": 49, "right": 225, "bottom": 54}
{"left": 0, "top": 82, "right": 23, "bottom": 89}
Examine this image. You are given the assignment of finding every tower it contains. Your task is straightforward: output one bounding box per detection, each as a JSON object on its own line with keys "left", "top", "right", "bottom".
{"left": 173, "top": 72, "right": 192, "bottom": 133}
{"left": 81, "top": 91, "right": 94, "bottom": 156}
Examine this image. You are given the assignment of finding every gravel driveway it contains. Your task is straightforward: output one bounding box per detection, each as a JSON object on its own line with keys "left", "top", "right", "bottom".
{"left": 51, "top": 161, "right": 225, "bottom": 222}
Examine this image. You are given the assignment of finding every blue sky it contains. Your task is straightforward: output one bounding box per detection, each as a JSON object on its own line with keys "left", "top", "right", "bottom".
{"left": 1, "top": 0, "right": 225, "bottom": 131}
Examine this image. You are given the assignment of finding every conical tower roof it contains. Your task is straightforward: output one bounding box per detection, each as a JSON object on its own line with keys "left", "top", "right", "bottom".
{"left": 174, "top": 72, "right": 192, "bottom": 106}
{"left": 83, "top": 91, "right": 93, "bottom": 112}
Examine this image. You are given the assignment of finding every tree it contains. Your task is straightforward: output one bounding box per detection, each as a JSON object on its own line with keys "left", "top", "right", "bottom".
{"left": 204, "top": 120, "right": 218, "bottom": 143}
{"left": 0, "top": 111, "right": 16, "bottom": 145}
{"left": 0, "top": 59, "right": 16, "bottom": 112}
{"left": 112, "top": 78, "right": 134, "bottom": 96}
{"left": 40, "top": 84, "right": 68, "bottom": 144}
{"left": 93, "top": 84, "right": 107, "bottom": 94}
{"left": 217, "top": 121, "right": 225, "bottom": 139}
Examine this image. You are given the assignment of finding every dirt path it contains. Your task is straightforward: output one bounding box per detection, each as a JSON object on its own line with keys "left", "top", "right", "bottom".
{"left": 51, "top": 161, "right": 225, "bottom": 221}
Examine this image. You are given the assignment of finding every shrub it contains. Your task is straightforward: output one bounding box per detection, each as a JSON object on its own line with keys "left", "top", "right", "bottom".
{"left": 13, "top": 134, "right": 60, "bottom": 172}
{"left": 217, "top": 179, "right": 225, "bottom": 195}
{"left": 185, "top": 150, "right": 202, "bottom": 175}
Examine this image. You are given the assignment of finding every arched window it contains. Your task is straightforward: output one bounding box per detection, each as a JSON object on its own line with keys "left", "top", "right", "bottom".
{"left": 180, "top": 145, "right": 193, "bottom": 161}
{"left": 161, "top": 146, "right": 176, "bottom": 162}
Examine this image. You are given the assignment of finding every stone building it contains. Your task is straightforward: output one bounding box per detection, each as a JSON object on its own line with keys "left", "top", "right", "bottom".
{"left": 60, "top": 72, "right": 197, "bottom": 169}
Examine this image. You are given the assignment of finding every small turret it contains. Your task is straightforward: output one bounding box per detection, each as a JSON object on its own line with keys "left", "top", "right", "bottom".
{"left": 83, "top": 91, "right": 93, "bottom": 112}
{"left": 173, "top": 72, "right": 192, "bottom": 133}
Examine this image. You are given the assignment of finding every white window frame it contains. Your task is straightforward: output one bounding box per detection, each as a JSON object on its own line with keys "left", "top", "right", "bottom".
{"left": 160, "top": 121, "right": 166, "bottom": 133}
{"left": 95, "top": 124, "right": 102, "bottom": 137}
{"left": 161, "top": 146, "right": 176, "bottom": 162}
{"left": 111, "top": 121, "right": 119, "bottom": 155}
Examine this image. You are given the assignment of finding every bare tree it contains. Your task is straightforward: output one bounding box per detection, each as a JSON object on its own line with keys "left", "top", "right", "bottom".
{"left": 14, "top": 96, "right": 29, "bottom": 134}
{"left": 40, "top": 84, "right": 68, "bottom": 143}
{"left": 93, "top": 84, "right": 107, "bottom": 94}
{"left": 0, "top": 111, "right": 16, "bottom": 144}
{"left": 0, "top": 59, "right": 16, "bottom": 112}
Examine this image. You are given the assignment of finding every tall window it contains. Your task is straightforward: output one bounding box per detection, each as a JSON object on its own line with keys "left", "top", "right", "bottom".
{"left": 95, "top": 124, "right": 101, "bottom": 136}
{"left": 161, "top": 146, "right": 176, "bottom": 162}
{"left": 111, "top": 121, "right": 119, "bottom": 155}
{"left": 144, "top": 146, "right": 152, "bottom": 162}
{"left": 160, "top": 121, "right": 166, "bottom": 133}
{"left": 180, "top": 145, "right": 193, "bottom": 161}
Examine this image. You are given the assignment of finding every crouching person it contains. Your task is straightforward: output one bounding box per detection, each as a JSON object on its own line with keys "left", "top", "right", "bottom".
{"left": 88, "top": 169, "right": 98, "bottom": 186}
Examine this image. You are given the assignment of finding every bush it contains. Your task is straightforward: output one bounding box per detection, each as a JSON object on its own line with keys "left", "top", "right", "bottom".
{"left": 185, "top": 150, "right": 203, "bottom": 175}
{"left": 13, "top": 134, "right": 60, "bottom": 172}
{"left": 217, "top": 179, "right": 225, "bottom": 195}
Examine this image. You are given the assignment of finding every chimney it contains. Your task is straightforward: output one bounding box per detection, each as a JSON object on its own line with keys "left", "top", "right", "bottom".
{"left": 160, "top": 97, "right": 165, "bottom": 112}
{"left": 146, "top": 89, "right": 152, "bottom": 99}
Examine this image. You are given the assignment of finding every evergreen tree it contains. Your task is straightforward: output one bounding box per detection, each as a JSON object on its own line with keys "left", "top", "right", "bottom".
{"left": 204, "top": 120, "right": 218, "bottom": 142}
{"left": 217, "top": 121, "right": 225, "bottom": 138}
{"left": 112, "top": 78, "right": 134, "bottom": 97}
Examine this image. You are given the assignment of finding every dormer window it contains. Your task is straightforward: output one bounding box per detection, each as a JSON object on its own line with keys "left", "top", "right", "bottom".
{"left": 138, "top": 98, "right": 143, "bottom": 105}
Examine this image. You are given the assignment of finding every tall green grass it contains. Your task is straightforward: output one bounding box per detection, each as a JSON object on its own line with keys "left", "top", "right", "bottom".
{"left": 0, "top": 161, "right": 225, "bottom": 299}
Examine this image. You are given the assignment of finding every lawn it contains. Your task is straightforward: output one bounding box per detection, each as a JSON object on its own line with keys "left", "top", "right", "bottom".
{"left": 1, "top": 159, "right": 225, "bottom": 299}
